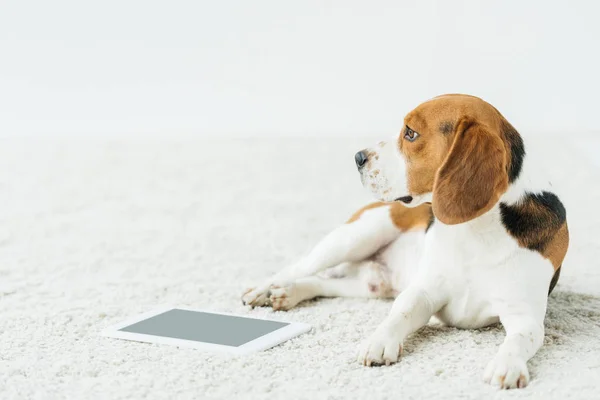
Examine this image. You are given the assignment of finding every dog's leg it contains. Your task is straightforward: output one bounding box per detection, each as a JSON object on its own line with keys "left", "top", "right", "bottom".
{"left": 483, "top": 312, "right": 544, "bottom": 389}
{"left": 269, "top": 261, "right": 395, "bottom": 311}
{"left": 481, "top": 252, "right": 551, "bottom": 389}
{"left": 242, "top": 204, "right": 401, "bottom": 307}
{"left": 357, "top": 284, "right": 444, "bottom": 366}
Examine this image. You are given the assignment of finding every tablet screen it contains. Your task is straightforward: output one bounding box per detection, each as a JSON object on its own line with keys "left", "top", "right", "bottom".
{"left": 118, "top": 309, "right": 289, "bottom": 347}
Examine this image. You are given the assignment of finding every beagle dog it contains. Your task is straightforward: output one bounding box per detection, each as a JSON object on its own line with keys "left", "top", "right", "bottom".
{"left": 241, "top": 94, "right": 568, "bottom": 389}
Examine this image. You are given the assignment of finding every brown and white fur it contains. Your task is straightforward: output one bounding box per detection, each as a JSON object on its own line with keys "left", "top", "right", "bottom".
{"left": 241, "top": 94, "right": 568, "bottom": 389}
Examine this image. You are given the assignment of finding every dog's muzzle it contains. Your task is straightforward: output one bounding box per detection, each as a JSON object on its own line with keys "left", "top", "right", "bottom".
{"left": 355, "top": 151, "right": 368, "bottom": 170}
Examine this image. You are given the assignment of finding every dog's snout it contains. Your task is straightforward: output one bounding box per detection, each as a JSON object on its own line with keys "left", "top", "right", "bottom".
{"left": 355, "top": 151, "right": 368, "bottom": 169}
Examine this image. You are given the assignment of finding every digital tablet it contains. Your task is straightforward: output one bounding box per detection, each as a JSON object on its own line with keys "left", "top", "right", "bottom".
{"left": 100, "top": 306, "right": 311, "bottom": 355}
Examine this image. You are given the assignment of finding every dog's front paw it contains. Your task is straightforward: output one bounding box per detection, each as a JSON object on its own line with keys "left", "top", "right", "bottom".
{"left": 269, "top": 284, "right": 303, "bottom": 311}
{"left": 357, "top": 324, "right": 402, "bottom": 366}
{"left": 483, "top": 354, "right": 529, "bottom": 389}
{"left": 241, "top": 286, "right": 271, "bottom": 308}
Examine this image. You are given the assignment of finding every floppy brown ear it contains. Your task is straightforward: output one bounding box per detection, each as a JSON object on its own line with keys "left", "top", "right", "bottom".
{"left": 432, "top": 118, "right": 508, "bottom": 224}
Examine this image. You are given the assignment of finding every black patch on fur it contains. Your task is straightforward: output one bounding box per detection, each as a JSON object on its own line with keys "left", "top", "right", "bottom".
{"left": 501, "top": 119, "right": 525, "bottom": 183}
{"left": 501, "top": 192, "right": 566, "bottom": 295}
{"left": 499, "top": 191, "right": 566, "bottom": 252}
{"left": 548, "top": 266, "right": 561, "bottom": 294}
{"left": 439, "top": 121, "right": 453, "bottom": 135}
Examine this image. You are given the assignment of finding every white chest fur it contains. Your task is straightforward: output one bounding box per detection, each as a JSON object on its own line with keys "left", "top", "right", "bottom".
{"left": 382, "top": 206, "right": 554, "bottom": 329}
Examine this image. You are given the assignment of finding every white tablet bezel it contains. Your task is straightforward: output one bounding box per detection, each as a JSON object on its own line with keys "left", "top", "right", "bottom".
{"left": 100, "top": 306, "right": 311, "bottom": 355}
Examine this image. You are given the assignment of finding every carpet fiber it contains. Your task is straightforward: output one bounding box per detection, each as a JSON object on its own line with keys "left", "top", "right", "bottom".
{"left": 1, "top": 137, "right": 599, "bottom": 399}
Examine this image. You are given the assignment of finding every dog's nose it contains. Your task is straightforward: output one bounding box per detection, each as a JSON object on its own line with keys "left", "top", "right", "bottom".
{"left": 355, "top": 151, "right": 368, "bottom": 169}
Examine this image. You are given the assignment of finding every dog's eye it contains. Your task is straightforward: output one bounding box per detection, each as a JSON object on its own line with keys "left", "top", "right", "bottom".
{"left": 404, "top": 127, "right": 419, "bottom": 142}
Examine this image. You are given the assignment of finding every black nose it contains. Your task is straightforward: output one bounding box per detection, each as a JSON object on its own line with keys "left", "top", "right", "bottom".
{"left": 355, "top": 151, "right": 368, "bottom": 168}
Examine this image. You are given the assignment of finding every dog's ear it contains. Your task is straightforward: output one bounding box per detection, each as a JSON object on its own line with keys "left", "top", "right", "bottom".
{"left": 432, "top": 118, "right": 508, "bottom": 224}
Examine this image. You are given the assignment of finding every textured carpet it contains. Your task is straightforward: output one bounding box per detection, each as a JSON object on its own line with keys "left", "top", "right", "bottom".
{"left": 1, "top": 137, "right": 599, "bottom": 400}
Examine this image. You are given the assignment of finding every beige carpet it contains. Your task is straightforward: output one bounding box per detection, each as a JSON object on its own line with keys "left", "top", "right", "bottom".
{"left": 1, "top": 137, "right": 599, "bottom": 399}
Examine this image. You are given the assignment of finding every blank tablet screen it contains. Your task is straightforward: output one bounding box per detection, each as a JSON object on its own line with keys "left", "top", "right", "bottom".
{"left": 118, "top": 309, "right": 289, "bottom": 347}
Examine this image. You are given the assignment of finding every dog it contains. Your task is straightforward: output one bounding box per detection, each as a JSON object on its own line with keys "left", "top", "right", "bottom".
{"left": 241, "top": 94, "right": 568, "bottom": 389}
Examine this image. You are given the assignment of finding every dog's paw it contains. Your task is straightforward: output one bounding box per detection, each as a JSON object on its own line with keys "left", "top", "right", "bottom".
{"left": 269, "top": 284, "right": 302, "bottom": 311}
{"left": 241, "top": 286, "right": 271, "bottom": 308}
{"left": 483, "top": 354, "right": 529, "bottom": 389}
{"left": 357, "top": 324, "right": 402, "bottom": 366}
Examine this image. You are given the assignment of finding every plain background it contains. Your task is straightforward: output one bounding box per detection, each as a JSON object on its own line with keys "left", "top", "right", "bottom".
{"left": 1, "top": 0, "right": 599, "bottom": 138}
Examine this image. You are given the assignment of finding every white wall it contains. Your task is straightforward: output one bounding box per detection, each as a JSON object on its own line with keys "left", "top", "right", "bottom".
{"left": 1, "top": 1, "right": 599, "bottom": 137}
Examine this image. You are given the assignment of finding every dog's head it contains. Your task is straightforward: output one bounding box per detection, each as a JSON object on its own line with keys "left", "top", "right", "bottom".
{"left": 356, "top": 94, "right": 524, "bottom": 225}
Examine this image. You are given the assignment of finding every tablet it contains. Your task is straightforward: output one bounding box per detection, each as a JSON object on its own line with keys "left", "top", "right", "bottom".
{"left": 100, "top": 306, "right": 311, "bottom": 355}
